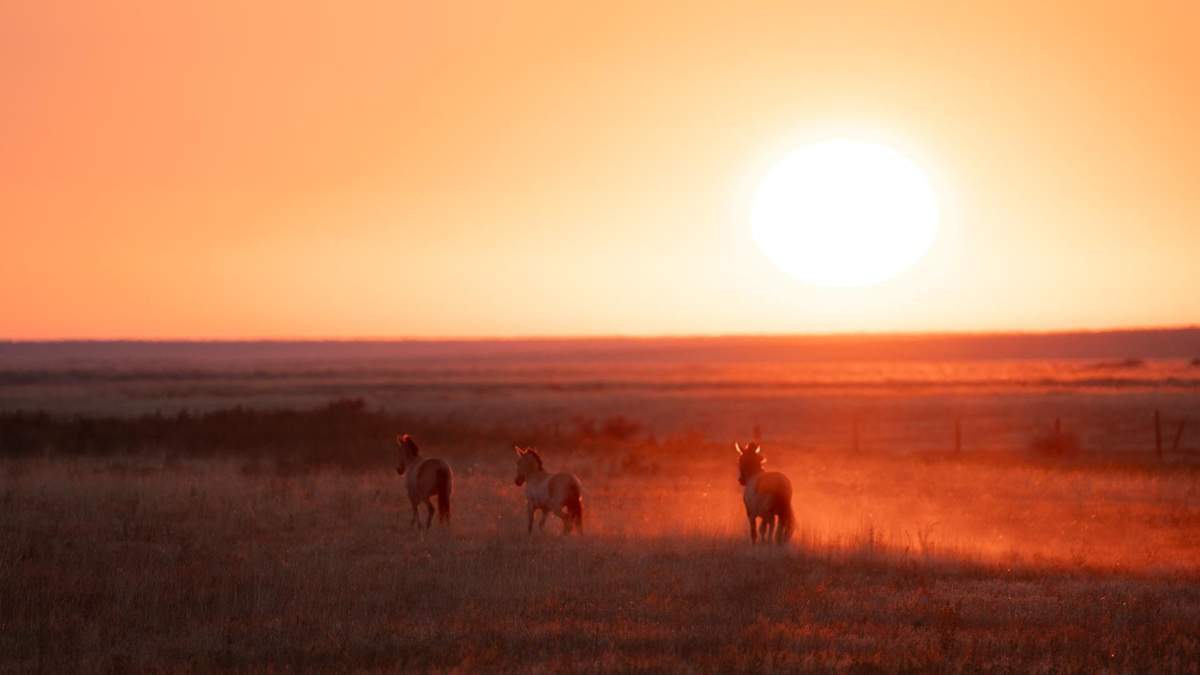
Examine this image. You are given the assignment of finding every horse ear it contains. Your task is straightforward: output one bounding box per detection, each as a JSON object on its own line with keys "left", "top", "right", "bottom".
{"left": 514, "top": 445, "right": 524, "bottom": 456}
{"left": 734, "top": 442, "right": 743, "bottom": 455}
{"left": 754, "top": 444, "right": 761, "bottom": 454}
{"left": 396, "top": 434, "right": 405, "bottom": 447}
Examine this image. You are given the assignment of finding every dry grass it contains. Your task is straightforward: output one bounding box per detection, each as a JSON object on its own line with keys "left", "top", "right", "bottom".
{"left": 3, "top": 450, "right": 1199, "bottom": 673}
{"left": 3, "top": 351, "right": 1199, "bottom": 671}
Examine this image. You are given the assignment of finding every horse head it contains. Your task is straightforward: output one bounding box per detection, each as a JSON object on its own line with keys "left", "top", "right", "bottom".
{"left": 396, "top": 434, "right": 420, "bottom": 474}
{"left": 513, "top": 445, "right": 543, "bottom": 486}
{"left": 735, "top": 441, "right": 765, "bottom": 485}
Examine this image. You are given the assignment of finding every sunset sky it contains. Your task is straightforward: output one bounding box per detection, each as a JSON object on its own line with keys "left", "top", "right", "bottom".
{"left": 3, "top": 2, "right": 1198, "bottom": 339}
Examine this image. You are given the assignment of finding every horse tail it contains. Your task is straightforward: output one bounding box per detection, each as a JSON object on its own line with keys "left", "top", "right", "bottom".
{"left": 778, "top": 501, "right": 795, "bottom": 543}
{"left": 566, "top": 486, "right": 583, "bottom": 533}
{"left": 435, "top": 464, "right": 452, "bottom": 524}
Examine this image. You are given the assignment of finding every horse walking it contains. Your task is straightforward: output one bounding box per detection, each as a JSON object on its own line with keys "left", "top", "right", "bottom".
{"left": 395, "top": 434, "right": 453, "bottom": 531}
{"left": 513, "top": 445, "right": 583, "bottom": 535}
{"left": 735, "top": 441, "right": 794, "bottom": 544}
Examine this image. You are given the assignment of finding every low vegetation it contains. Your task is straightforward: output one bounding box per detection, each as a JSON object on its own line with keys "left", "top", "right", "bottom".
{"left": 2, "top": 438, "right": 1199, "bottom": 672}
{"left": 2, "top": 353, "right": 1199, "bottom": 671}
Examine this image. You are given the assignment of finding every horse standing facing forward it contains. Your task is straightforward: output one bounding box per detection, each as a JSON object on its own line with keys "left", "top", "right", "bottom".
{"left": 735, "top": 441, "right": 794, "bottom": 544}
{"left": 395, "top": 434, "right": 453, "bottom": 531}
{"left": 513, "top": 445, "right": 583, "bottom": 535}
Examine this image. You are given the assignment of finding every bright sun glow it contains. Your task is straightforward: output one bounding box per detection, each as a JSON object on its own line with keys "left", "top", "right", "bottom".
{"left": 751, "top": 139, "right": 939, "bottom": 287}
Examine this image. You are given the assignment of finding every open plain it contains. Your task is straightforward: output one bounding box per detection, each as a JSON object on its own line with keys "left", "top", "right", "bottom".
{"left": 2, "top": 339, "right": 1199, "bottom": 672}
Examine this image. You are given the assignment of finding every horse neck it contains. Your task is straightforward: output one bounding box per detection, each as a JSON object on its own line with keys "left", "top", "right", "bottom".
{"left": 744, "top": 467, "right": 765, "bottom": 488}
{"left": 402, "top": 454, "right": 424, "bottom": 471}
{"left": 524, "top": 467, "right": 550, "bottom": 487}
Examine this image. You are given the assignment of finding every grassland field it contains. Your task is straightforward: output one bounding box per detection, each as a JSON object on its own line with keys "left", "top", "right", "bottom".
{"left": 2, "top": 345, "right": 1200, "bottom": 672}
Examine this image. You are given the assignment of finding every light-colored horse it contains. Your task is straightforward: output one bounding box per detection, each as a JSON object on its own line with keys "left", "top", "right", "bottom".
{"left": 735, "top": 441, "right": 794, "bottom": 544}
{"left": 513, "top": 445, "right": 583, "bottom": 535}
{"left": 395, "top": 434, "right": 453, "bottom": 531}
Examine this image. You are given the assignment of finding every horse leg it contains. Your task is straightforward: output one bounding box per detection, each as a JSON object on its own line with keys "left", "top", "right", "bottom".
{"left": 423, "top": 499, "right": 435, "bottom": 529}
{"left": 410, "top": 499, "right": 420, "bottom": 529}
{"left": 567, "top": 494, "right": 582, "bottom": 534}
{"left": 748, "top": 514, "right": 758, "bottom": 543}
{"left": 539, "top": 509, "right": 549, "bottom": 531}
{"left": 553, "top": 507, "right": 570, "bottom": 534}
{"left": 526, "top": 503, "right": 535, "bottom": 534}
{"left": 759, "top": 516, "right": 771, "bottom": 542}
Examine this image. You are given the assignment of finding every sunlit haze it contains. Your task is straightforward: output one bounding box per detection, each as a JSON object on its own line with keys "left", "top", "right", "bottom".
{"left": 3, "top": 3, "right": 1198, "bottom": 338}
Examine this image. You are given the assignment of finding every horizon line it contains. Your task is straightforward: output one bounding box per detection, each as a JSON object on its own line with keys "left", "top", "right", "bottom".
{"left": 3, "top": 323, "right": 1198, "bottom": 344}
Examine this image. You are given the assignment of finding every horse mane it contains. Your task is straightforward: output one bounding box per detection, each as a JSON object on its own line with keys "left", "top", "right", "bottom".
{"left": 525, "top": 448, "right": 544, "bottom": 469}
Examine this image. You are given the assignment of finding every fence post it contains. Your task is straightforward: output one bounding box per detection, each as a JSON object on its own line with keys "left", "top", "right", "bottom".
{"left": 1155, "top": 409, "right": 1163, "bottom": 460}
{"left": 1172, "top": 419, "right": 1186, "bottom": 454}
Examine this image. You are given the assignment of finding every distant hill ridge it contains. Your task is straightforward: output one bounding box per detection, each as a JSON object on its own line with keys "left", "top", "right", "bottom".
{"left": 1, "top": 328, "right": 1198, "bottom": 367}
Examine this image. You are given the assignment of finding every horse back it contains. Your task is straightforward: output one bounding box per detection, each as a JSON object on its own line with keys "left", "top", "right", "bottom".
{"left": 548, "top": 472, "right": 581, "bottom": 507}
{"left": 744, "top": 471, "right": 792, "bottom": 516}
{"left": 407, "top": 457, "right": 452, "bottom": 500}
{"left": 757, "top": 471, "right": 792, "bottom": 501}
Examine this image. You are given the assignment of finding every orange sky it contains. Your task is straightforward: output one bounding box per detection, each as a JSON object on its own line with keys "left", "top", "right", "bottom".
{"left": 3, "top": 2, "right": 1198, "bottom": 339}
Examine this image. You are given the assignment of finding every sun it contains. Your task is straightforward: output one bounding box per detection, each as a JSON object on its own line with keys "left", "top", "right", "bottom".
{"left": 750, "top": 139, "right": 939, "bottom": 287}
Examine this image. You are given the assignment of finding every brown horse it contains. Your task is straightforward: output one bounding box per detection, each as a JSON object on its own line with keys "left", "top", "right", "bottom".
{"left": 395, "top": 434, "right": 453, "bottom": 531}
{"left": 513, "top": 445, "right": 583, "bottom": 535}
{"left": 735, "top": 441, "right": 794, "bottom": 544}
